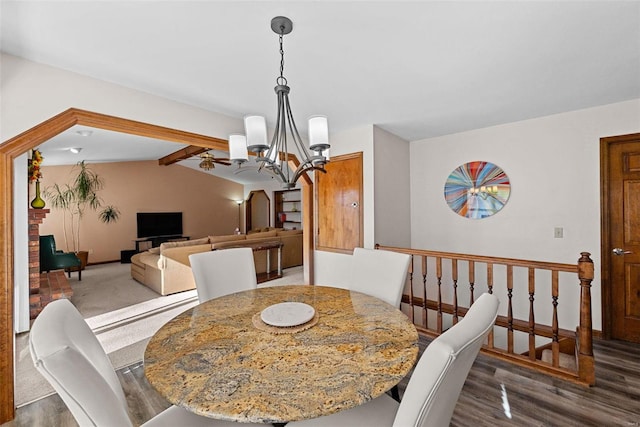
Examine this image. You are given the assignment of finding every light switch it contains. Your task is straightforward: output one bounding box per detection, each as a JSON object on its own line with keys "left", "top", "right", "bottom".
{"left": 554, "top": 227, "right": 563, "bottom": 238}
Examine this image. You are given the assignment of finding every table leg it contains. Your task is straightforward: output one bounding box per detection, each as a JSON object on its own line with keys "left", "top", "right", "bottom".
{"left": 277, "top": 245, "right": 282, "bottom": 275}
{"left": 267, "top": 250, "right": 270, "bottom": 273}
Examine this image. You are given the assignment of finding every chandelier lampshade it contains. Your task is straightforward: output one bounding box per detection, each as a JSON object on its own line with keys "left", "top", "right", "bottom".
{"left": 228, "top": 16, "right": 330, "bottom": 188}
{"left": 228, "top": 134, "right": 248, "bottom": 164}
{"left": 308, "top": 116, "right": 329, "bottom": 152}
{"left": 244, "top": 116, "right": 269, "bottom": 154}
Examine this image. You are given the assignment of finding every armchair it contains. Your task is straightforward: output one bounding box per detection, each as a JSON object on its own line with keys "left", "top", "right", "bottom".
{"left": 39, "top": 235, "right": 82, "bottom": 281}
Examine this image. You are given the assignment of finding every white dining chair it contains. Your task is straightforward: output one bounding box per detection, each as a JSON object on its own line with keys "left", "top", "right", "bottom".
{"left": 189, "top": 248, "right": 257, "bottom": 303}
{"left": 350, "top": 247, "right": 411, "bottom": 307}
{"left": 29, "top": 299, "right": 262, "bottom": 427}
{"left": 287, "top": 292, "right": 500, "bottom": 427}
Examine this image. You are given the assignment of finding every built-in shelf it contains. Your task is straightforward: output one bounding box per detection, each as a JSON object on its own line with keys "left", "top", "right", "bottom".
{"left": 274, "top": 189, "right": 302, "bottom": 230}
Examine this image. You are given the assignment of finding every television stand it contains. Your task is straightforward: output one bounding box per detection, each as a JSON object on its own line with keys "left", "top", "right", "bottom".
{"left": 134, "top": 235, "right": 190, "bottom": 252}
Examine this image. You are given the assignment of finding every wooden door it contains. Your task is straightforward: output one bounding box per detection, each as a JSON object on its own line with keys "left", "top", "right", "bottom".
{"left": 316, "top": 152, "right": 363, "bottom": 253}
{"left": 602, "top": 133, "right": 640, "bottom": 342}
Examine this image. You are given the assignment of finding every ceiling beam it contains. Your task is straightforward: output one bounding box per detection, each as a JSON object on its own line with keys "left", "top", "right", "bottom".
{"left": 158, "top": 145, "right": 210, "bottom": 166}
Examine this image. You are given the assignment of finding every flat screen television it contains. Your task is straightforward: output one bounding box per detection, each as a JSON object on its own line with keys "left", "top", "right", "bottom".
{"left": 137, "top": 212, "right": 183, "bottom": 238}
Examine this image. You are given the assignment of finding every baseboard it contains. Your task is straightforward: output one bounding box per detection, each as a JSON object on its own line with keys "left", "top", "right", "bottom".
{"left": 87, "top": 259, "right": 121, "bottom": 266}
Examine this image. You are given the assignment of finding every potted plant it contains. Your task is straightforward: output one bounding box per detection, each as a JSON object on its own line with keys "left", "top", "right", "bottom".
{"left": 43, "top": 160, "right": 120, "bottom": 269}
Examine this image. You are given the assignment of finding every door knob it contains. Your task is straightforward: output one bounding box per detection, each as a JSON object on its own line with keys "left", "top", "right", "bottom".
{"left": 612, "top": 248, "right": 632, "bottom": 256}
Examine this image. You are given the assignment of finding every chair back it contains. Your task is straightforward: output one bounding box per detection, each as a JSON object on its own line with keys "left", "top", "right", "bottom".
{"left": 39, "top": 235, "right": 58, "bottom": 270}
{"left": 350, "top": 247, "right": 411, "bottom": 307}
{"left": 393, "top": 293, "right": 500, "bottom": 427}
{"left": 29, "top": 299, "right": 133, "bottom": 426}
{"left": 39, "top": 234, "right": 81, "bottom": 273}
{"left": 189, "top": 248, "right": 258, "bottom": 303}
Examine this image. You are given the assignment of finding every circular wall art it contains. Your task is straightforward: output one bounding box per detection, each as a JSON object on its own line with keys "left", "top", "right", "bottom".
{"left": 444, "top": 161, "right": 511, "bottom": 219}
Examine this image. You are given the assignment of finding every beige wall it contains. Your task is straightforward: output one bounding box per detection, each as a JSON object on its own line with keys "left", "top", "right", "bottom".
{"left": 38, "top": 161, "right": 244, "bottom": 263}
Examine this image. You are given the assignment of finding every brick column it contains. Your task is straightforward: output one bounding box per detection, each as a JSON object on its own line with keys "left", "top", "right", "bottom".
{"left": 28, "top": 209, "right": 49, "bottom": 317}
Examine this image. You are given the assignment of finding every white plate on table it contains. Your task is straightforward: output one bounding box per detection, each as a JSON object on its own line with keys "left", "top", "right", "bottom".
{"left": 261, "top": 302, "right": 315, "bottom": 327}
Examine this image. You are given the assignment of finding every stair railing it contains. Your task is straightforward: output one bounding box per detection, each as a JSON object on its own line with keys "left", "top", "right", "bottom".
{"left": 375, "top": 244, "right": 595, "bottom": 386}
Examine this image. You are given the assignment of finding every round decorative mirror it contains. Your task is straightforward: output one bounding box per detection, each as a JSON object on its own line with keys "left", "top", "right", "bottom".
{"left": 444, "top": 161, "right": 511, "bottom": 219}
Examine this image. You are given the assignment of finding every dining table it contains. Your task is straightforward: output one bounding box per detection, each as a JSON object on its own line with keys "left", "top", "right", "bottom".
{"left": 144, "top": 284, "right": 419, "bottom": 424}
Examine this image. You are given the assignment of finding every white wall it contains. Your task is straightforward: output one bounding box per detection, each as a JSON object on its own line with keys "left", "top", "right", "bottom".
{"left": 373, "top": 126, "right": 411, "bottom": 248}
{"left": 13, "top": 153, "right": 29, "bottom": 333}
{"left": 1, "top": 54, "right": 243, "bottom": 141}
{"left": 410, "top": 99, "right": 640, "bottom": 331}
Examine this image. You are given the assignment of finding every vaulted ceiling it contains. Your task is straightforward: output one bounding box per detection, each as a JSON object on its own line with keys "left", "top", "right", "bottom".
{"left": 2, "top": 1, "right": 639, "bottom": 182}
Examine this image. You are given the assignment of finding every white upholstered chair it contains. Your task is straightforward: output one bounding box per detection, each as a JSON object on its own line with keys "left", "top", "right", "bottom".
{"left": 287, "top": 292, "right": 500, "bottom": 427}
{"left": 350, "top": 247, "right": 411, "bottom": 307}
{"left": 189, "top": 247, "right": 257, "bottom": 304}
{"left": 29, "top": 299, "right": 257, "bottom": 427}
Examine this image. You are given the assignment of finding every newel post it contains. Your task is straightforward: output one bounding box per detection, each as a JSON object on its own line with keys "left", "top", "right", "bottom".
{"left": 577, "top": 252, "right": 596, "bottom": 386}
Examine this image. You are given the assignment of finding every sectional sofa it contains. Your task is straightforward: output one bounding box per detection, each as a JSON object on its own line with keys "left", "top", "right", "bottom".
{"left": 130, "top": 228, "right": 303, "bottom": 295}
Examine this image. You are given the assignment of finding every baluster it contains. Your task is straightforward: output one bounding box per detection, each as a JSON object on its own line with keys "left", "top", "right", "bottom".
{"left": 487, "top": 263, "right": 494, "bottom": 294}
{"left": 551, "top": 270, "right": 559, "bottom": 367}
{"left": 486, "top": 262, "right": 495, "bottom": 348}
{"left": 528, "top": 267, "right": 536, "bottom": 361}
{"left": 421, "top": 256, "right": 428, "bottom": 329}
{"left": 436, "top": 257, "right": 443, "bottom": 333}
{"left": 407, "top": 255, "right": 414, "bottom": 324}
{"left": 452, "top": 259, "right": 459, "bottom": 325}
{"left": 469, "top": 261, "right": 475, "bottom": 306}
{"left": 507, "top": 265, "right": 514, "bottom": 354}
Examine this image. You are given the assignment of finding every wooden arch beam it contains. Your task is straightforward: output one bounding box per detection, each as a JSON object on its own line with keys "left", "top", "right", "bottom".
{"left": 0, "top": 108, "right": 315, "bottom": 423}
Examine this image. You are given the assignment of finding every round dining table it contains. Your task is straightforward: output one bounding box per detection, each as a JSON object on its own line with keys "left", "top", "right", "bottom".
{"left": 144, "top": 285, "right": 419, "bottom": 424}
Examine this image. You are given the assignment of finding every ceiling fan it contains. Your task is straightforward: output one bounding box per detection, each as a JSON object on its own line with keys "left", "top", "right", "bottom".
{"left": 194, "top": 152, "right": 232, "bottom": 170}
{"left": 158, "top": 145, "right": 231, "bottom": 170}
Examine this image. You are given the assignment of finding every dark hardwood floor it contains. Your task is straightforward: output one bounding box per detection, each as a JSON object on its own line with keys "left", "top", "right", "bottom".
{"left": 4, "top": 338, "right": 639, "bottom": 426}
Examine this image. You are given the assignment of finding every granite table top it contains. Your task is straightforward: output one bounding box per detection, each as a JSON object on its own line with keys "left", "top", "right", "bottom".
{"left": 144, "top": 285, "right": 419, "bottom": 424}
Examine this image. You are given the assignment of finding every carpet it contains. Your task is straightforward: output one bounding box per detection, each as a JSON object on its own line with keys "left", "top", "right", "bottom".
{"left": 14, "top": 262, "right": 304, "bottom": 407}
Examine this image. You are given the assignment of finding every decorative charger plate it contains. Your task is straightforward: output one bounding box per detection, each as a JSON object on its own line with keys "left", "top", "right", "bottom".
{"left": 260, "top": 302, "right": 316, "bottom": 327}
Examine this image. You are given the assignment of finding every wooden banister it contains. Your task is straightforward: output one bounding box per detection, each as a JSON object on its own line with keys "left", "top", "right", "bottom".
{"left": 376, "top": 244, "right": 596, "bottom": 386}
{"left": 577, "top": 252, "right": 595, "bottom": 385}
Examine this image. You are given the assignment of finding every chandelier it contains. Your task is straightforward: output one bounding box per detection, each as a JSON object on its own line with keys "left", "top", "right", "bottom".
{"left": 228, "top": 16, "right": 330, "bottom": 189}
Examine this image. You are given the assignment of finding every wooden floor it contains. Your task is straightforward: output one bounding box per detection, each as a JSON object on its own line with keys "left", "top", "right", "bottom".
{"left": 4, "top": 337, "right": 639, "bottom": 426}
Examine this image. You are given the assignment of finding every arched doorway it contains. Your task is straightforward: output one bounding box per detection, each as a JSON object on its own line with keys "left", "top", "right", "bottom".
{"left": 0, "top": 108, "right": 314, "bottom": 422}
{"left": 245, "top": 190, "right": 270, "bottom": 232}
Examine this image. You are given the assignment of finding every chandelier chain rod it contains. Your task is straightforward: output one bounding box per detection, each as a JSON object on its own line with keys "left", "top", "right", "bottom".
{"left": 279, "top": 33, "right": 285, "bottom": 83}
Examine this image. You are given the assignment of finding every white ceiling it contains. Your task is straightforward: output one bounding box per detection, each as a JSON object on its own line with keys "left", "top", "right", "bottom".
{"left": 41, "top": 125, "right": 272, "bottom": 184}
{"left": 2, "top": 1, "right": 639, "bottom": 183}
